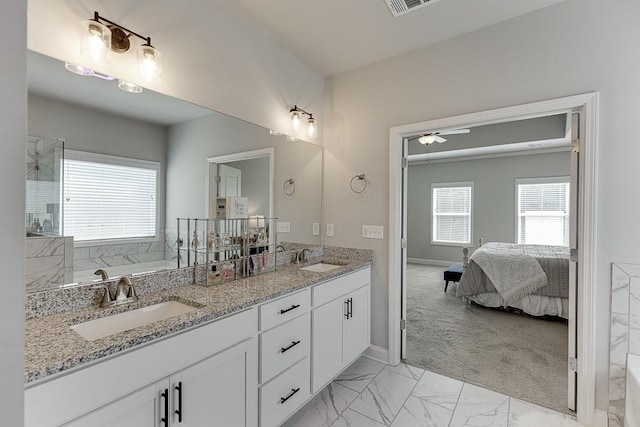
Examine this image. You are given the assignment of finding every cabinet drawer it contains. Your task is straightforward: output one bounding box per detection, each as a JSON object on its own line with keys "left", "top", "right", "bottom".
{"left": 312, "top": 267, "right": 370, "bottom": 307}
{"left": 260, "top": 313, "right": 309, "bottom": 383}
{"left": 260, "top": 358, "right": 310, "bottom": 427}
{"left": 260, "top": 289, "right": 310, "bottom": 331}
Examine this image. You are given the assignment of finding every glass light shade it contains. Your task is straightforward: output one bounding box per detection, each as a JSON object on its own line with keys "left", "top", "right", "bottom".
{"left": 118, "top": 80, "right": 143, "bottom": 94}
{"left": 64, "top": 62, "right": 94, "bottom": 76}
{"left": 290, "top": 111, "right": 301, "bottom": 130}
{"left": 137, "top": 45, "right": 162, "bottom": 84}
{"left": 418, "top": 134, "right": 436, "bottom": 145}
{"left": 80, "top": 19, "right": 111, "bottom": 64}
{"left": 307, "top": 117, "right": 317, "bottom": 139}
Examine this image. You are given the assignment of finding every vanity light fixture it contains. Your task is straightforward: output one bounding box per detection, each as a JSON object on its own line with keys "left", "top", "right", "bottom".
{"left": 289, "top": 105, "right": 317, "bottom": 139}
{"left": 79, "top": 11, "right": 162, "bottom": 84}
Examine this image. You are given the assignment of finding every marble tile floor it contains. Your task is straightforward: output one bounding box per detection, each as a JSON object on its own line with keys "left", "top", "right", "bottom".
{"left": 284, "top": 356, "right": 576, "bottom": 427}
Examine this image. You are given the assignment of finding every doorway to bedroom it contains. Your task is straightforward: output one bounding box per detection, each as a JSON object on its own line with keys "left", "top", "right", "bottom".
{"left": 400, "top": 112, "right": 578, "bottom": 414}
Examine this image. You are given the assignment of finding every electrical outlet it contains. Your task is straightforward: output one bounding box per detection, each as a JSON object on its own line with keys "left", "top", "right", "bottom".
{"left": 313, "top": 223, "right": 320, "bottom": 236}
{"left": 326, "top": 223, "right": 334, "bottom": 237}
{"left": 362, "top": 225, "right": 384, "bottom": 239}
{"left": 277, "top": 222, "right": 291, "bottom": 233}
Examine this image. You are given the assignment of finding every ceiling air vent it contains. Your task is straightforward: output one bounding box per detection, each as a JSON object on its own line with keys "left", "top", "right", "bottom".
{"left": 384, "top": 0, "right": 438, "bottom": 17}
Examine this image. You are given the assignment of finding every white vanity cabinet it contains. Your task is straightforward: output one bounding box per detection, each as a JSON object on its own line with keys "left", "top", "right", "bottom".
{"left": 25, "top": 308, "right": 258, "bottom": 427}
{"left": 258, "top": 289, "right": 311, "bottom": 427}
{"left": 311, "top": 267, "right": 371, "bottom": 393}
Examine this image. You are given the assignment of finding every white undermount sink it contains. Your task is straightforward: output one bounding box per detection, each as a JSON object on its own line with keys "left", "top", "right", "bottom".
{"left": 71, "top": 301, "right": 198, "bottom": 341}
{"left": 300, "top": 263, "right": 342, "bottom": 273}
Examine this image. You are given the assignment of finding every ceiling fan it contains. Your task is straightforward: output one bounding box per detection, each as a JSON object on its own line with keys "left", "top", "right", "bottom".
{"left": 417, "top": 128, "right": 470, "bottom": 145}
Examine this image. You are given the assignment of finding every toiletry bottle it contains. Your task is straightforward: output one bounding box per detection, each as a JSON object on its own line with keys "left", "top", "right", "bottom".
{"left": 207, "top": 265, "right": 220, "bottom": 284}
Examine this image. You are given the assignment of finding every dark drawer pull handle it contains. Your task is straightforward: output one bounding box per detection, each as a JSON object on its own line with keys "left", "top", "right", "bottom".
{"left": 175, "top": 381, "right": 183, "bottom": 423}
{"left": 280, "top": 304, "right": 300, "bottom": 314}
{"left": 344, "top": 299, "right": 350, "bottom": 319}
{"left": 280, "top": 387, "right": 300, "bottom": 404}
{"left": 281, "top": 340, "right": 301, "bottom": 353}
{"left": 161, "top": 388, "right": 169, "bottom": 426}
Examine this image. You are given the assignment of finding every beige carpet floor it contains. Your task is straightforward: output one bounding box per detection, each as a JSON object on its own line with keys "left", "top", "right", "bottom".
{"left": 405, "top": 264, "right": 570, "bottom": 414}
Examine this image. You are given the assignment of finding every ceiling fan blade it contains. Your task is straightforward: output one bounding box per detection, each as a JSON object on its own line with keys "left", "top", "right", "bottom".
{"left": 439, "top": 128, "right": 470, "bottom": 136}
{"left": 435, "top": 136, "right": 447, "bottom": 143}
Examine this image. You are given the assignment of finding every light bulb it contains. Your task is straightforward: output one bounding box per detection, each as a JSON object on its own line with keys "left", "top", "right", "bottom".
{"left": 137, "top": 45, "right": 162, "bottom": 84}
{"left": 307, "top": 117, "right": 317, "bottom": 139}
{"left": 290, "top": 111, "right": 301, "bottom": 130}
{"left": 118, "top": 80, "right": 143, "bottom": 94}
{"left": 80, "top": 20, "right": 111, "bottom": 64}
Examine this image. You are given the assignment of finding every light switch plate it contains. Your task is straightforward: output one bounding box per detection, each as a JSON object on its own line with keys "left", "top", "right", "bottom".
{"left": 326, "top": 223, "right": 334, "bottom": 237}
{"left": 313, "top": 223, "right": 320, "bottom": 236}
{"left": 362, "top": 225, "right": 384, "bottom": 239}
{"left": 277, "top": 222, "right": 291, "bottom": 233}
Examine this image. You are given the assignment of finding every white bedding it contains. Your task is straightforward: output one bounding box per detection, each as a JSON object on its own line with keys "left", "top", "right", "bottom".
{"left": 466, "top": 292, "right": 569, "bottom": 319}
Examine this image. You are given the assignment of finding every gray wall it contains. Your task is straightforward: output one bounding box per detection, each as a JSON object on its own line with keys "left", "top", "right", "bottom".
{"left": 28, "top": 94, "right": 168, "bottom": 235}
{"left": 225, "top": 157, "right": 271, "bottom": 217}
{"left": 166, "top": 112, "right": 322, "bottom": 245}
{"left": 407, "top": 151, "right": 570, "bottom": 263}
{"left": 1, "top": 1, "right": 26, "bottom": 424}
{"left": 323, "top": 0, "right": 639, "bottom": 411}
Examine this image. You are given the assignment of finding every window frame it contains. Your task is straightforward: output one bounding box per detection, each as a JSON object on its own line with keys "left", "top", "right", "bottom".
{"left": 63, "top": 150, "right": 161, "bottom": 247}
{"left": 515, "top": 176, "right": 570, "bottom": 247}
{"left": 430, "top": 181, "right": 474, "bottom": 247}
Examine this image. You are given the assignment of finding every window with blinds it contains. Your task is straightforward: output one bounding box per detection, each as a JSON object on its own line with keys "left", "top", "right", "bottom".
{"left": 63, "top": 151, "right": 159, "bottom": 242}
{"left": 516, "top": 177, "right": 570, "bottom": 246}
{"left": 431, "top": 182, "right": 473, "bottom": 245}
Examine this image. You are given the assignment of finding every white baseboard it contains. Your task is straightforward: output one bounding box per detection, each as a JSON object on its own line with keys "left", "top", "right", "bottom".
{"left": 591, "top": 409, "right": 608, "bottom": 427}
{"left": 363, "top": 345, "right": 389, "bottom": 364}
{"left": 407, "top": 258, "right": 459, "bottom": 267}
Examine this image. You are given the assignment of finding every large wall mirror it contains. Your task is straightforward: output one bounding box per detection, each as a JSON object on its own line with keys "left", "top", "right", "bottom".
{"left": 26, "top": 51, "right": 323, "bottom": 293}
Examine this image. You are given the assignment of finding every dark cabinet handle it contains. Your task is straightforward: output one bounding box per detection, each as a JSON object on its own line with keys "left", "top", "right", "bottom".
{"left": 279, "top": 387, "right": 300, "bottom": 404}
{"left": 349, "top": 297, "right": 353, "bottom": 318}
{"left": 175, "top": 381, "right": 183, "bottom": 422}
{"left": 344, "top": 299, "right": 350, "bottom": 319}
{"left": 280, "top": 304, "right": 300, "bottom": 314}
{"left": 281, "top": 340, "right": 301, "bottom": 353}
{"left": 161, "top": 388, "right": 169, "bottom": 426}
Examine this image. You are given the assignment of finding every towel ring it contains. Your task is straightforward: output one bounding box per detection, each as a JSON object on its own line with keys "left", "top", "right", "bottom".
{"left": 350, "top": 173, "right": 367, "bottom": 194}
{"left": 283, "top": 178, "right": 296, "bottom": 196}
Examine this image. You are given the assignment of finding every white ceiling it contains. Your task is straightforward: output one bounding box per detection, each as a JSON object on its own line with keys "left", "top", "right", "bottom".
{"left": 218, "top": 0, "right": 565, "bottom": 76}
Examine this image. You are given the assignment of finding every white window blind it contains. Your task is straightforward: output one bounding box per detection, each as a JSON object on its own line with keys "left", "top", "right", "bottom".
{"left": 431, "top": 183, "right": 473, "bottom": 245}
{"left": 63, "top": 151, "right": 158, "bottom": 242}
{"left": 516, "top": 177, "right": 570, "bottom": 246}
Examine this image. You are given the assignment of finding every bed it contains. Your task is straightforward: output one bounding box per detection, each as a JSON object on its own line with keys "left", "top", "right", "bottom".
{"left": 456, "top": 242, "right": 570, "bottom": 319}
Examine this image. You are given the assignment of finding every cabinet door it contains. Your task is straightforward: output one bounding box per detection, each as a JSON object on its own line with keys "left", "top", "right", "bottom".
{"left": 311, "top": 297, "right": 346, "bottom": 393}
{"left": 64, "top": 380, "right": 166, "bottom": 427}
{"left": 171, "top": 340, "right": 253, "bottom": 426}
{"left": 343, "top": 286, "right": 370, "bottom": 364}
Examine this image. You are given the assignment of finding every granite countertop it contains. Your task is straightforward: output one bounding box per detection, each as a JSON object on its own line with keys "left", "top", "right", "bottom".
{"left": 25, "top": 257, "right": 371, "bottom": 385}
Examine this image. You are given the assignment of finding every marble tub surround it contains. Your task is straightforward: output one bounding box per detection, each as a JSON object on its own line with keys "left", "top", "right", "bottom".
{"left": 73, "top": 235, "right": 165, "bottom": 273}
{"left": 608, "top": 262, "right": 640, "bottom": 427}
{"left": 25, "top": 256, "right": 371, "bottom": 384}
{"left": 25, "top": 235, "right": 73, "bottom": 292}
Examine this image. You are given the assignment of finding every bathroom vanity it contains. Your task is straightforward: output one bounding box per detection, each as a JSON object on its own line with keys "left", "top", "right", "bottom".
{"left": 24, "top": 256, "right": 371, "bottom": 427}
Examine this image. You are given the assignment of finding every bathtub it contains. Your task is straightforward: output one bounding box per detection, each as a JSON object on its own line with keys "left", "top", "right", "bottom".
{"left": 626, "top": 354, "right": 640, "bottom": 427}
{"left": 73, "top": 260, "right": 177, "bottom": 283}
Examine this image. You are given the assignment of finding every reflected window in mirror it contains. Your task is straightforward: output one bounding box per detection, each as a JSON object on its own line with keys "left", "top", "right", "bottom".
{"left": 64, "top": 150, "right": 160, "bottom": 242}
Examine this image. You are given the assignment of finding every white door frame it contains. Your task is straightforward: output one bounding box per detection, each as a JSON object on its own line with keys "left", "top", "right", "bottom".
{"left": 205, "top": 148, "right": 275, "bottom": 220}
{"left": 388, "top": 93, "right": 599, "bottom": 425}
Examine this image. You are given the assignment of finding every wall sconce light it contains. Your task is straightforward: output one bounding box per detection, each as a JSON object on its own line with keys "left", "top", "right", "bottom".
{"left": 74, "top": 11, "right": 162, "bottom": 84}
{"left": 289, "top": 105, "right": 317, "bottom": 139}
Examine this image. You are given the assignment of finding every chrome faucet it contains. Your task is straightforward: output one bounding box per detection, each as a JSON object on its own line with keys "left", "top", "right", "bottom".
{"left": 297, "top": 248, "right": 313, "bottom": 264}
{"left": 115, "top": 276, "right": 138, "bottom": 303}
{"left": 92, "top": 276, "right": 137, "bottom": 308}
{"left": 276, "top": 244, "right": 286, "bottom": 252}
{"left": 94, "top": 269, "right": 109, "bottom": 281}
